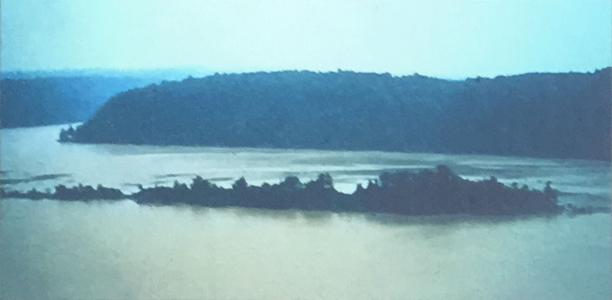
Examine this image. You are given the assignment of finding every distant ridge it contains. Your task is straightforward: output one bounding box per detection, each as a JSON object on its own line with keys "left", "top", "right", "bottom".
{"left": 1, "top": 67, "right": 210, "bottom": 80}
{"left": 62, "top": 68, "right": 611, "bottom": 160}
{"left": 0, "top": 69, "right": 210, "bottom": 128}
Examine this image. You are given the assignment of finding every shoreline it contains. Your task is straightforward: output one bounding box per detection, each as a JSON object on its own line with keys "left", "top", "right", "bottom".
{"left": 1, "top": 165, "right": 574, "bottom": 217}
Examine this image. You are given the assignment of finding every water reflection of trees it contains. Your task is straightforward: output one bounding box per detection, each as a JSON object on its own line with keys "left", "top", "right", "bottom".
{"left": 0, "top": 165, "right": 574, "bottom": 216}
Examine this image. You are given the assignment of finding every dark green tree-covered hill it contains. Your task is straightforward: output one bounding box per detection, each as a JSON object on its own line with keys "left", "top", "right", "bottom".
{"left": 0, "top": 69, "right": 208, "bottom": 128}
{"left": 0, "top": 76, "right": 152, "bottom": 128}
{"left": 64, "top": 69, "right": 611, "bottom": 160}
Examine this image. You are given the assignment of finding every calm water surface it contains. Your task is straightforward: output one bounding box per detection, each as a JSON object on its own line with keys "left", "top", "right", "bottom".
{"left": 0, "top": 125, "right": 610, "bottom": 299}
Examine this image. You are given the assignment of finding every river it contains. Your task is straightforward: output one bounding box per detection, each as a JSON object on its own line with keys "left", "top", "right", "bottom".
{"left": 1, "top": 124, "right": 610, "bottom": 299}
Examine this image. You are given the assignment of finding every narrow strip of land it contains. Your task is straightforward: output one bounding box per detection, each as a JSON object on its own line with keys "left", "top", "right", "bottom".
{"left": 1, "top": 165, "right": 578, "bottom": 216}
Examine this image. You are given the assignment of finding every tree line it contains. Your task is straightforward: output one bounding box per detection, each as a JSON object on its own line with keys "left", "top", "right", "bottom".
{"left": 61, "top": 69, "right": 611, "bottom": 160}
{"left": 1, "top": 166, "right": 565, "bottom": 216}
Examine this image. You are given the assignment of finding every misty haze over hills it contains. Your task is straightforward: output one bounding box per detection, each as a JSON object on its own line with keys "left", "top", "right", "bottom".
{"left": 0, "top": 69, "right": 209, "bottom": 128}
{"left": 1, "top": 68, "right": 210, "bottom": 80}
{"left": 1, "top": 1, "right": 611, "bottom": 298}
{"left": 60, "top": 68, "right": 611, "bottom": 161}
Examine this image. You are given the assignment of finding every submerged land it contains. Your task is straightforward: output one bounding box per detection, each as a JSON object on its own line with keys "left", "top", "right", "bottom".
{"left": 1, "top": 165, "right": 574, "bottom": 216}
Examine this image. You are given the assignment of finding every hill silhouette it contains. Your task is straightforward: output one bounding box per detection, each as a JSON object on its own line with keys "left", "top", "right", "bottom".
{"left": 62, "top": 69, "right": 611, "bottom": 160}
{"left": 0, "top": 69, "right": 209, "bottom": 128}
{"left": 0, "top": 166, "right": 566, "bottom": 216}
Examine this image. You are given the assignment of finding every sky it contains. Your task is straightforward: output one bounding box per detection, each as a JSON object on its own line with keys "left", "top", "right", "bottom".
{"left": 1, "top": 0, "right": 610, "bottom": 77}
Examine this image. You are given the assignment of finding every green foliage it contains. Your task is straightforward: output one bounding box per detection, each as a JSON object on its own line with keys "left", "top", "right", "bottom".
{"left": 68, "top": 69, "right": 611, "bottom": 160}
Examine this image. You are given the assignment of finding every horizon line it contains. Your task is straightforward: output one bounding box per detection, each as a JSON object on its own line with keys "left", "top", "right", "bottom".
{"left": 2, "top": 65, "right": 610, "bottom": 81}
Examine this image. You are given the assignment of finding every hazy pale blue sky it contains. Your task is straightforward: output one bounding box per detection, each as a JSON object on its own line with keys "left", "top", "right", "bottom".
{"left": 1, "top": 0, "right": 610, "bottom": 77}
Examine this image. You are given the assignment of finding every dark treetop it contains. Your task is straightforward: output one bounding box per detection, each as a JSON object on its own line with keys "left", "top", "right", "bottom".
{"left": 1, "top": 166, "right": 568, "bottom": 216}
{"left": 60, "top": 68, "right": 611, "bottom": 160}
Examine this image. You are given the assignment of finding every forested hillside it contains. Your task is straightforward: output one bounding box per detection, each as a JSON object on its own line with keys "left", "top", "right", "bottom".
{"left": 63, "top": 69, "right": 611, "bottom": 160}
{"left": 0, "top": 69, "right": 208, "bottom": 128}
{"left": 0, "top": 76, "right": 153, "bottom": 128}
